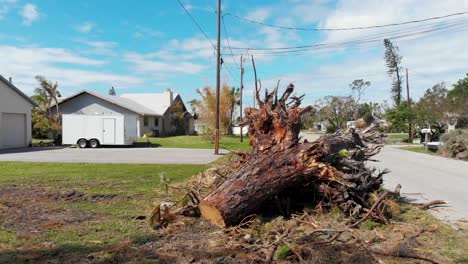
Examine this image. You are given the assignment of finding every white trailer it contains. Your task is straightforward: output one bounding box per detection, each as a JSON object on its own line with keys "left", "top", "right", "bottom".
{"left": 62, "top": 114, "right": 137, "bottom": 148}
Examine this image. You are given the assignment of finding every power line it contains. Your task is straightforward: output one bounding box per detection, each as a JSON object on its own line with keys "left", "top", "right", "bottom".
{"left": 223, "top": 60, "right": 240, "bottom": 83}
{"left": 175, "top": 0, "right": 216, "bottom": 50}
{"left": 221, "top": 15, "right": 240, "bottom": 69}
{"left": 226, "top": 18, "right": 468, "bottom": 53}
{"left": 241, "top": 23, "right": 468, "bottom": 57}
{"left": 224, "top": 11, "right": 468, "bottom": 31}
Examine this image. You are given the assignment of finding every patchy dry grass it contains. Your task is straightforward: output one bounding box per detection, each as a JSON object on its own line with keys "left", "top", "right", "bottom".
{"left": 400, "top": 146, "right": 437, "bottom": 155}
{"left": 0, "top": 162, "right": 205, "bottom": 263}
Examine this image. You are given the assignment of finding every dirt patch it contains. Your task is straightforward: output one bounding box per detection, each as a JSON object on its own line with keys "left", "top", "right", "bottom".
{"left": 93, "top": 219, "right": 238, "bottom": 264}
{"left": 0, "top": 186, "right": 100, "bottom": 235}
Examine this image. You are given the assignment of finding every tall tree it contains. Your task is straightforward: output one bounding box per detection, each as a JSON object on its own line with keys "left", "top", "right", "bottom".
{"left": 384, "top": 39, "right": 404, "bottom": 106}
{"left": 349, "top": 79, "right": 371, "bottom": 119}
{"left": 109, "top": 86, "right": 116, "bottom": 96}
{"left": 447, "top": 73, "right": 468, "bottom": 115}
{"left": 190, "top": 83, "right": 240, "bottom": 135}
{"left": 35, "top": 75, "right": 61, "bottom": 123}
{"left": 414, "top": 83, "right": 448, "bottom": 139}
{"left": 316, "top": 95, "right": 355, "bottom": 132}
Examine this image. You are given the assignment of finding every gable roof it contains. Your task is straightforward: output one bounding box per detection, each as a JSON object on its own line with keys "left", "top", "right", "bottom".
{"left": 0, "top": 75, "right": 38, "bottom": 107}
{"left": 120, "top": 92, "right": 180, "bottom": 116}
{"left": 56, "top": 90, "right": 159, "bottom": 116}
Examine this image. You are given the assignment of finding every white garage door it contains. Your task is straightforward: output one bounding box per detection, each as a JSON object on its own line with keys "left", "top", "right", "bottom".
{"left": 2, "top": 113, "right": 27, "bottom": 148}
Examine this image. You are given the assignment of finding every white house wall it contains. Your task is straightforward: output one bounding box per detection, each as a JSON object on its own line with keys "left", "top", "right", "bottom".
{"left": 0, "top": 81, "right": 33, "bottom": 149}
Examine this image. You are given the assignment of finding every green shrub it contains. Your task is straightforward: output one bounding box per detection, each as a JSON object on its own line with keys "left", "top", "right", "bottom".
{"left": 202, "top": 126, "right": 217, "bottom": 143}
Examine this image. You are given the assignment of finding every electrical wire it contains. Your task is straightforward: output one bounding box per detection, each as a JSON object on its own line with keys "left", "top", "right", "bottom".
{"left": 175, "top": 0, "right": 216, "bottom": 50}
{"left": 227, "top": 18, "right": 468, "bottom": 55}
{"left": 221, "top": 15, "right": 240, "bottom": 69}
{"left": 224, "top": 11, "right": 468, "bottom": 31}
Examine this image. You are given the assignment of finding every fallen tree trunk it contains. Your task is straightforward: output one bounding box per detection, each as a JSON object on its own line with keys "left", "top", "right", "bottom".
{"left": 200, "top": 83, "right": 386, "bottom": 227}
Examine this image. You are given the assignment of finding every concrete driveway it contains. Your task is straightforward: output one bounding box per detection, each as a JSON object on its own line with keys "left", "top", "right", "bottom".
{"left": 370, "top": 146, "right": 468, "bottom": 221}
{"left": 0, "top": 147, "right": 228, "bottom": 164}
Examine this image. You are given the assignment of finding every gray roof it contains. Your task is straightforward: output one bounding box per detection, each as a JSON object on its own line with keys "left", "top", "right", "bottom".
{"left": 120, "top": 92, "right": 180, "bottom": 116}
{"left": 0, "top": 75, "right": 38, "bottom": 107}
{"left": 56, "top": 90, "right": 160, "bottom": 116}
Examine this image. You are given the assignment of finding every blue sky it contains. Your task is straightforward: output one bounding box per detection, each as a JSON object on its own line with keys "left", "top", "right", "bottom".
{"left": 1, "top": 0, "right": 467, "bottom": 107}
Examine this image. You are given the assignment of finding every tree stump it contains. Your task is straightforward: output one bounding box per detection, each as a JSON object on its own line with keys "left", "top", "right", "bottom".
{"left": 200, "top": 84, "right": 386, "bottom": 227}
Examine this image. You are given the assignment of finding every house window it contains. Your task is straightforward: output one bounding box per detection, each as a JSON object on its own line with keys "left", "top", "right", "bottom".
{"left": 144, "top": 116, "right": 148, "bottom": 126}
{"left": 154, "top": 117, "right": 159, "bottom": 127}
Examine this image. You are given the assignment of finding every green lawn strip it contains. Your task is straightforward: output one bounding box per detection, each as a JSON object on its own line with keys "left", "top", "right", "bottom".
{"left": 399, "top": 146, "right": 436, "bottom": 155}
{"left": 0, "top": 162, "right": 205, "bottom": 188}
{"left": 387, "top": 133, "right": 408, "bottom": 139}
{"left": 137, "top": 135, "right": 251, "bottom": 151}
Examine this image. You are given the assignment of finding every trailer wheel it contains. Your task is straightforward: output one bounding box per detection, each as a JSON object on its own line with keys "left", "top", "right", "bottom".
{"left": 89, "top": 139, "right": 100, "bottom": 149}
{"left": 77, "top": 139, "right": 88, "bottom": 148}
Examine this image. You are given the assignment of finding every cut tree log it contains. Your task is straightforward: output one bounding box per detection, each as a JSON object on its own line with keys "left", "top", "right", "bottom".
{"left": 199, "top": 83, "right": 386, "bottom": 227}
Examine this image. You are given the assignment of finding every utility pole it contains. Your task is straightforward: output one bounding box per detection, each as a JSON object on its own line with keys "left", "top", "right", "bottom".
{"left": 406, "top": 68, "right": 412, "bottom": 142}
{"left": 214, "top": 0, "right": 221, "bottom": 155}
{"left": 240, "top": 54, "right": 244, "bottom": 142}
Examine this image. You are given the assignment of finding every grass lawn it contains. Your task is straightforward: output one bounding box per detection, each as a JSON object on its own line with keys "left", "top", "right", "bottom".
{"left": 137, "top": 135, "right": 251, "bottom": 151}
{"left": 0, "top": 161, "right": 467, "bottom": 263}
{"left": 0, "top": 162, "right": 205, "bottom": 263}
{"left": 387, "top": 133, "right": 409, "bottom": 139}
{"left": 400, "top": 146, "right": 436, "bottom": 155}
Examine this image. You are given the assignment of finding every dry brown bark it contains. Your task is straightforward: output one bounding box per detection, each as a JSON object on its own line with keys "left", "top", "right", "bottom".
{"left": 200, "top": 84, "right": 386, "bottom": 227}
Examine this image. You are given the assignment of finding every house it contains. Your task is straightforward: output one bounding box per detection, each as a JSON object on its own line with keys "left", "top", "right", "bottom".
{"left": 0, "top": 75, "right": 38, "bottom": 149}
{"left": 54, "top": 89, "right": 194, "bottom": 137}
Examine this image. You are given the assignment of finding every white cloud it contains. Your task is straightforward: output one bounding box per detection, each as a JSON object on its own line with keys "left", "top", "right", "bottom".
{"left": 75, "top": 40, "right": 117, "bottom": 56}
{"left": 124, "top": 52, "right": 207, "bottom": 76}
{"left": 245, "top": 7, "right": 272, "bottom": 22}
{"left": 0, "top": 0, "right": 18, "bottom": 19}
{"left": 132, "top": 26, "right": 164, "bottom": 39}
{"left": 0, "top": 45, "right": 142, "bottom": 94}
{"left": 321, "top": 0, "right": 468, "bottom": 43}
{"left": 290, "top": 0, "right": 333, "bottom": 24}
{"left": 20, "top": 3, "right": 39, "bottom": 26}
{"left": 76, "top": 21, "right": 95, "bottom": 33}
{"left": 122, "top": 36, "right": 220, "bottom": 81}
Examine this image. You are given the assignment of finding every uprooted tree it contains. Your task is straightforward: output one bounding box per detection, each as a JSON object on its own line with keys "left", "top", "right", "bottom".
{"left": 199, "top": 82, "right": 387, "bottom": 227}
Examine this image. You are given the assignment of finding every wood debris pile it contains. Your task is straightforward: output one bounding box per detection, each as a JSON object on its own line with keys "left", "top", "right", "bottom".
{"left": 148, "top": 82, "right": 448, "bottom": 263}
{"left": 199, "top": 83, "right": 389, "bottom": 227}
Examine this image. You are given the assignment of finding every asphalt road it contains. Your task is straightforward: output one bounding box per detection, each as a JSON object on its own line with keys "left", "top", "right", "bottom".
{"left": 301, "top": 132, "right": 468, "bottom": 221}
{"left": 371, "top": 146, "right": 468, "bottom": 221}
{"left": 0, "top": 147, "right": 228, "bottom": 164}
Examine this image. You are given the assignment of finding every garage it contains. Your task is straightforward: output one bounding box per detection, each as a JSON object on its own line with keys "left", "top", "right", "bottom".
{"left": 0, "top": 75, "right": 37, "bottom": 149}
{"left": 2, "top": 113, "right": 27, "bottom": 148}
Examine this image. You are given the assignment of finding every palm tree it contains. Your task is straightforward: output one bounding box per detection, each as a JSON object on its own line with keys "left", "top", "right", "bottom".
{"left": 32, "top": 87, "right": 52, "bottom": 118}
{"left": 35, "top": 75, "right": 61, "bottom": 123}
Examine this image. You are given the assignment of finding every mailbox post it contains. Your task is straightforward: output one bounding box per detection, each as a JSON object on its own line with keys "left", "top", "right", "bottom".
{"left": 421, "top": 128, "right": 431, "bottom": 150}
